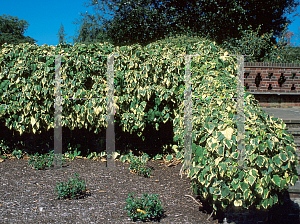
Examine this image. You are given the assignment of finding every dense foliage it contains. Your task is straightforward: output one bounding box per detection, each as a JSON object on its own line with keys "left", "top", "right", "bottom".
{"left": 158, "top": 35, "right": 299, "bottom": 216}
{"left": 72, "top": 0, "right": 300, "bottom": 50}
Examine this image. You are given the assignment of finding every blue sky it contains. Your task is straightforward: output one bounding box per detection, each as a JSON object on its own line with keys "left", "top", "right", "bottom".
{"left": 1, "top": 0, "right": 300, "bottom": 47}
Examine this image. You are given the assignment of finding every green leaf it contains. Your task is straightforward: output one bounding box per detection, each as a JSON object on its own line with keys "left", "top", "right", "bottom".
{"left": 155, "top": 97, "right": 161, "bottom": 105}
{"left": 75, "top": 104, "right": 80, "bottom": 113}
{"left": 219, "top": 161, "right": 228, "bottom": 171}
{"left": 192, "top": 143, "right": 197, "bottom": 153}
{"left": 291, "top": 175, "right": 298, "bottom": 185}
{"left": 155, "top": 123, "right": 159, "bottom": 131}
{"left": 248, "top": 175, "right": 256, "bottom": 186}
{"left": 256, "top": 185, "right": 263, "bottom": 196}
{"left": 268, "top": 197, "right": 274, "bottom": 207}
{"left": 141, "top": 101, "right": 146, "bottom": 108}
{"left": 262, "top": 188, "right": 269, "bottom": 200}
{"left": 213, "top": 158, "right": 223, "bottom": 168}
{"left": 223, "top": 138, "right": 232, "bottom": 149}
{"left": 280, "top": 178, "right": 287, "bottom": 189}
{"left": 272, "top": 175, "right": 281, "bottom": 187}
{"left": 240, "top": 182, "right": 249, "bottom": 192}
{"left": 273, "top": 155, "right": 282, "bottom": 167}
{"left": 261, "top": 199, "right": 269, "bottom": 209}
{"left": 217, "top": 146, "right": 224, "bottom": 156}
{"left": 255, "top": 155, "right": 265, "bottom": 167}
{"left": 166, "top": 154, "right": 173, "bottom": 161}
{"left": 271, "top": 193, "right": 279, "bottom": 205}
{"left": 221, "top": 186, "right": 230, "bottom": 198}
{"left": 266, "top": 139, "right": 275, "bottom": 150}
{"left": 87, "top": 115, "right": 93, "bottom": 124}
{"left": 279, "top": 152, "right": 288, "bottom": 162}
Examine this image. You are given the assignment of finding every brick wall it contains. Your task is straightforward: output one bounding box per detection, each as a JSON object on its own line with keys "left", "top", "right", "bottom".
{"left": 244, "top": 62, "right": 300, "bottom": 108}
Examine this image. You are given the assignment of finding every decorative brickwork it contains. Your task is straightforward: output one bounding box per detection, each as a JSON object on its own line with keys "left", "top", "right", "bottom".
{"left": 244, "top": 62, "right": 300, "bottom": 108}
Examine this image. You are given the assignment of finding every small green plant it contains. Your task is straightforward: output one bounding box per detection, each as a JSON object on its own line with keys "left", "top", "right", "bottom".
{"left": 86, "top": 151, "right": 100, "bottom": 160}
{"left": 54, "top": 173, "right": 87, "bottom": 200}
{"left": 0, "top": 155, "right": 8, "bottom": 159}
{"left": 123, "top": 193, "right": 164, "bottom": 222}
{"left": 128, "top": 155, "right": 152, "bottom": 178}
{"left": 0, "top": 139, "right": 10, "bottom": 156}
{"left": 64, "top": 148, "right": 82, "bottom": 161}
{"left": 11, "top": 149, "right": 23, "bottom": 159}
{"left": 86, "top": 151, "right": 106, "bottom": 160}
{"left": 28, "top": 151, "right": 66, "bottom": 170}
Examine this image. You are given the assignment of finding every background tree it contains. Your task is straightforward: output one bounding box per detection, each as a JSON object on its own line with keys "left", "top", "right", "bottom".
{"left": 0, "top": 14, "right": 37, "bottom": 50}
{"left": 56, "top": 23, "right": 68, "bottom": 45}
{"left": 70, "top": 0, "right": 300, "bottom": 51}
{"left": 70, "top": 0, "right": 208, "bottom": 47}
{"left": 276, "top": 25, "right": 300, "bottom": 63}
{"left": 218, "top": 22, "right": 300, "bottom": 63}
{"left": 283, "top": 30, "right": 297, "bottom": 46}
{"left": 71, "top": 11, "right": 112, "bottom": 45}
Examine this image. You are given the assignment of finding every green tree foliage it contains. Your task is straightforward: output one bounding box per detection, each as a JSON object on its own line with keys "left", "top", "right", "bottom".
{"left": 0, "top": 14, "right": 37, "bottom": 50}
{"left": 71, "top": 10, "right": 114, "bottom": 45}
{"left": 276, "top": 27, "right": 300, "bottom": 62}
{"left": 280, "top": 45, "right": 300, "bottom": 63}
{"left": 56, "top": 23, "right": 68, "bottom": 45}
{"left": 70, "top": 0, "right": 300, "bottom": 50}
{"left": 219, "top": 22, "right": 300, "bottom": 63}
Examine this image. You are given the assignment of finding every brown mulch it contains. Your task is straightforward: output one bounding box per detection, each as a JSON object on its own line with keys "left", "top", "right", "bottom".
{"left": 0, "top": 155, "right": 300, "bottom": 224}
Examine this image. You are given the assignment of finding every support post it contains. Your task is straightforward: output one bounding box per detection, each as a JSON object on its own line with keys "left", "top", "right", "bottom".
{"left": 53, "top": 55, "right": 63, "bottom": 169}
{"left": 228, "top": 54, "right": 254, "bottom": 170}
{"left": 106, "top": 55, "right": 116, "bottom": 168}
{"left": 44, "top": 54, "right": 71, "bottom": 169}
{"left": 236, "top": 55, "right": 246, "bottom": 166}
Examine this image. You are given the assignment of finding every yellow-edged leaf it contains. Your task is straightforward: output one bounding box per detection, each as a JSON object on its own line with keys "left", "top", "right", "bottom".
{"left": 221, "top": 127, "right": 234, "bottom": 140}
{"left": 31, "top": 117, "right": 36, "bottom": 126}
{"left": 234, "top": 200, "right": 242, "bottom": 207}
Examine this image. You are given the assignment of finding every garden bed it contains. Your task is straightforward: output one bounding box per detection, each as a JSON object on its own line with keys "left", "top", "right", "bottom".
{"left": 0, "top": 156, "right": 220, "bottom": 223}
{"left": 0, "top": 155, "right": 299, "bottom": 223}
